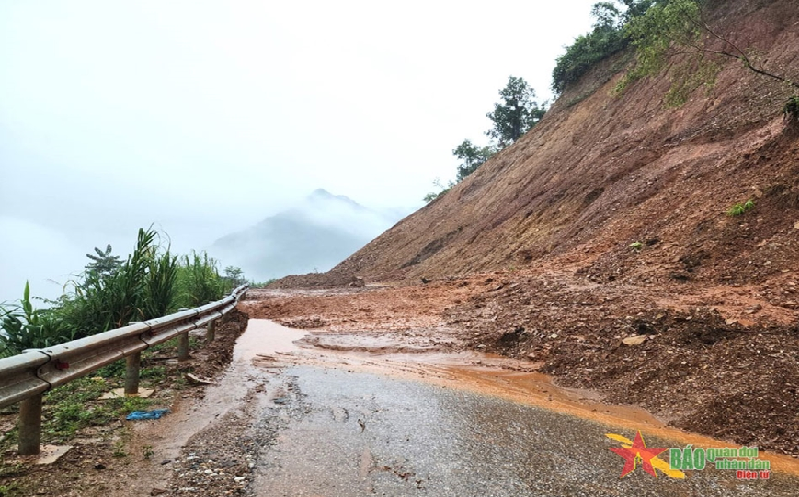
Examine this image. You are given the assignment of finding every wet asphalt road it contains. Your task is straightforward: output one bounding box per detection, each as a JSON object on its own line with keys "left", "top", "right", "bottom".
{"left": 249, "top": 366, "right": 799, "bottom": 497}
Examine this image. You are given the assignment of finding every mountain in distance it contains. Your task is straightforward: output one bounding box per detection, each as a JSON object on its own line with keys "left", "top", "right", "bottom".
{"left": 210, "top": 189, "right": 410, "bottom": 282}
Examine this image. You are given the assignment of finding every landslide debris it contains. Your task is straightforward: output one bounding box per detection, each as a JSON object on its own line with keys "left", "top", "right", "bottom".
{"left": 263, "top": 0, "right": 799, "bottom": 460}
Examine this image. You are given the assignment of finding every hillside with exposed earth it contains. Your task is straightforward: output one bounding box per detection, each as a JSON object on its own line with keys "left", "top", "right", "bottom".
{"left": 260, "top": 0, "right": 799, "bottom": 457}
{"left": 280, "top": 0, "right": 799, "bottom": 289}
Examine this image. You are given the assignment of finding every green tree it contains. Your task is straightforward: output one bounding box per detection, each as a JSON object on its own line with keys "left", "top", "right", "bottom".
{"left": 453, "top": 139, "right": 496, "bottom": 182}
{"left": 85, "top": 245, "right": 122, "bottom": 281}
{"left": 423, "top": 177, "right": 454, "bottom": 203}
{"left": 222, "top": 266, "right": 247, "bottom": 289}
{"left": 486, "top": 76, "right": 545, "bottom": 147}
{"left": 619, "top": 0, "right": 799, "bottom": 99}
{"left": 552, "top": 1, "right": 661, "bottom": 95}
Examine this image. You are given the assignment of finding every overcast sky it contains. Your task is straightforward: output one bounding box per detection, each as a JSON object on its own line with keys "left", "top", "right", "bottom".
{"left": 0, "top": 0, "right": 598, "bottom": 302}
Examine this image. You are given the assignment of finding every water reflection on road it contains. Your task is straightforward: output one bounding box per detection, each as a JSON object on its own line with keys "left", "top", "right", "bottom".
{"left": 230, "top": 319, "right": 799, "bottom": 496}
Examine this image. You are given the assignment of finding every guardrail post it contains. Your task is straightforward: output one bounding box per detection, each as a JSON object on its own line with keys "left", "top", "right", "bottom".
{"left": 18, "top": 393, "right": 42, "bottom": 456}
{"left": 206, "top": 319, "right": 216, "bottom": 342}
{"left": 125, "top": 352, "right": 141, "bottom": 395}
{"left": 177, "top": 333, "right": 190, "bottom": 361}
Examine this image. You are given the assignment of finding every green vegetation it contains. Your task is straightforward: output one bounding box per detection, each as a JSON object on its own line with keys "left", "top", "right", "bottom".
{"left": 423, "top": 178, "right": 455, "bottom": 203}
{"left": 0, "top": 228, "right": 242, "bottom": 358}
{"left": 425, "top": 76, "right": 545, "bottom": 202}
{"left": 619, "top": 0, "right": 798, "bottom": 104}
{"left": 453, "top": 140, "right": 497, "bottom": 183}
{"left": 485, "top": 76, "right": 545, "bottom": 148}
{"left": 727, "top": 199, "right": 755, "bottom": 217}
{"left": 0, "top": 283, "right": 70, "bottom": 355}
{"left": 142, "top": 444, "right": 154, "bottom": 460}
{"left": 629, "top": 241, "right": 644, "bottom": 251}
{"left": 173, "top": 251, "right": 227, "bottom": 309}
{"left": 555, "top": 0, "right": 798, "bottom": 118}
{"left": 553, "top": 1, "right": 654, "bottom": 94}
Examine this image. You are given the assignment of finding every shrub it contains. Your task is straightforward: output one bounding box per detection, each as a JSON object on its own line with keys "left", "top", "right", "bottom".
{"left": 0, "top": 282, "right": 70, "bottom": 358}
{"left": 553, "top": 24, "right": 627, "bottom": 94}
{"left": 726, "top": 199, "right": 755, "bottom": 217}
{"left": 1, "top": 228, "right": 237, "bottom": 357}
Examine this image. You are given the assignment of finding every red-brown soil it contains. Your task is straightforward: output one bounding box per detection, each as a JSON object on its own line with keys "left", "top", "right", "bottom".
{"left": 265, "top": 0, "right": 799, "bottom": 458}
{"left": 248, "top": 273, "right": 799, "bottom": 457}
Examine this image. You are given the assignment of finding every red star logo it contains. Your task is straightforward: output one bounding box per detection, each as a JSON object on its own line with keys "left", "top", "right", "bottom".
{"left": 609, "top": 431, "right": 667, "bottom": 477}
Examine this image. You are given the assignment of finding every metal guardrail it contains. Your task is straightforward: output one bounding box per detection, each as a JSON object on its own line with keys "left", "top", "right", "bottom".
{"left": 0, "top": 285, "right": 248, "bottom": 455}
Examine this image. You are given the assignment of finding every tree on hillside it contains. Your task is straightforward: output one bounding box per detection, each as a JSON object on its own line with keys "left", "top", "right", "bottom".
{"left": 552, "top": 0, "right": 657, "bottom": 95}
{"left": 453, "top": 139, "right": 496, "bottom": 182}
{"left": 424, "top": 77, "right": 546, "bottom": 203}
{"left": 486, "top": 76, "right": 546, "bottom": 147}
{"left": 223, "top": 266, "right": 247, "bottom": 287}
{"left": 618, "top": 0, "right": 798, "bottom": 110}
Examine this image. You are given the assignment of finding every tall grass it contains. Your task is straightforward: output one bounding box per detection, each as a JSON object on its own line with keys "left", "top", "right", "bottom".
{"left": 0, "top": 228, "right": 239, "bottom": 358}
{"left": 173, "top": 252, "right": 226, "bottom": 309}
{"left": 0, "top": 282, "right": 69, "bottom": 357}
{"left": 143, "top": 250, "right": 179, "bottom": 320}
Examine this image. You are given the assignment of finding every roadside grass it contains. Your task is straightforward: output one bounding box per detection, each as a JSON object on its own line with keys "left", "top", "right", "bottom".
{"left": 0, "top": 482, "right": 23, "bottom": 497}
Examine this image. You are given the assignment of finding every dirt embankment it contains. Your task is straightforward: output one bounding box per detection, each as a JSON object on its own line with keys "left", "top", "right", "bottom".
{"left": 258, "top": 0, "right": 799, "bottom": 457}
{"left": 270, "top": 0, "right": 799, "bottom": 289}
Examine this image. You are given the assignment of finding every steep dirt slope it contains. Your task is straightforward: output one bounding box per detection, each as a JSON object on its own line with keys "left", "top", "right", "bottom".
{"left": 277, "top": 0, "right": 799, "bottom": 288}
{"left": 261, "top": 0, "right": 799, "bottom": 456}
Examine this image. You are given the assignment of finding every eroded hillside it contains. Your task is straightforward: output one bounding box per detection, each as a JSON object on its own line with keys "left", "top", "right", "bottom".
{"left": 261, "top": 0, "right": 799, "bottom": 456}
{"left": 277, "top": 0, "right": 799, "bottom": 289}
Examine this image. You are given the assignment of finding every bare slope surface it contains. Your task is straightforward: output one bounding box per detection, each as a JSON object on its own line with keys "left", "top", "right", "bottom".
{"left": 263, "top": 0, "right": 799, "bottom": 457}
{"left": 274, "top": 0, "right": 799, "bottom": 287}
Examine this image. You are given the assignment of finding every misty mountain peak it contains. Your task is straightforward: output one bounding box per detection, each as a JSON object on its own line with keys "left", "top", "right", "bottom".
{"left": 307, "top": 189, "right": 362, "bottom": 210}
{"left": 211, "top": 190, "right": 409, "bottom": 282}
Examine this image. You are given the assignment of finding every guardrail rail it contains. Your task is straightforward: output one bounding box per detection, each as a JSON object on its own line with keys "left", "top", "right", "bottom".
{"left": 0, "top": 285, "right": 248, "bottom": 455}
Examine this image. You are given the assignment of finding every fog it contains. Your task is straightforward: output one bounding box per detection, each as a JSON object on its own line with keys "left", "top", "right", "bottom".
{"left": 0, "top": 0, "right": 598, "bottom": 303}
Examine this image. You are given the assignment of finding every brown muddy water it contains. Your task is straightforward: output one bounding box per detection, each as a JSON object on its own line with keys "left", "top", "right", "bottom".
{"left": 236, "top": 319, "right": 799, "bottom": 479}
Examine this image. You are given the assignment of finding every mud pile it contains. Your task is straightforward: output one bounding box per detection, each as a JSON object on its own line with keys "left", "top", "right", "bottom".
{"left": 262, "top": 0, "right": 799, "bottom": 457}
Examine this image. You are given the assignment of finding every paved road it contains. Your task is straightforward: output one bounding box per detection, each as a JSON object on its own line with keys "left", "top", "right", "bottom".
{"left": 248, "top": 368, "right": 798, "bottom": 496}
{"left": 174, "top": 320, "right": 799, "bottom": 496}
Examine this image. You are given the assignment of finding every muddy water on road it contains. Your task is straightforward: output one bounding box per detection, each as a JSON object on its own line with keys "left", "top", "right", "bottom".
{"left": 237, "top": 319, "right": 799, "bottom": 478}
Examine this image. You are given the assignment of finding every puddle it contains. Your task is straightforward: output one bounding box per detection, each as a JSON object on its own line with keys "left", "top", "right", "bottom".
{"left": 236, "top": 319, "right": 799, "bottom": 476}
{"left": 234, "top": 319, "right": 306, "bottom": 362}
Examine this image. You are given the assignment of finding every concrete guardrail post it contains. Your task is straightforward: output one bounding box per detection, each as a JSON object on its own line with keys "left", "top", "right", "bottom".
{"left": 206, "top": 319, "right": 216, "bottom": 342}
{"left": 177, "top": 332, "right": 190, "bottom": 361}
{"left": 124, "top": 352, "right": 141, "bottom": 395}
{"left": 18, "top": 393, "right": 43, "bottom": 456}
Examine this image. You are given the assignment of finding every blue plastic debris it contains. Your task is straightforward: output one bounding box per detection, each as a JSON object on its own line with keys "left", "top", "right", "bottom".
{"left": 126, "top": 408, "right": 170, "bottom": 420}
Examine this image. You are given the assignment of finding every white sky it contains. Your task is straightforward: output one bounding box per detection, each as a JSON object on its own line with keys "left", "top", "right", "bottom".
{"left": 0, "top": 0, "right": 598, "bottom": 302}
